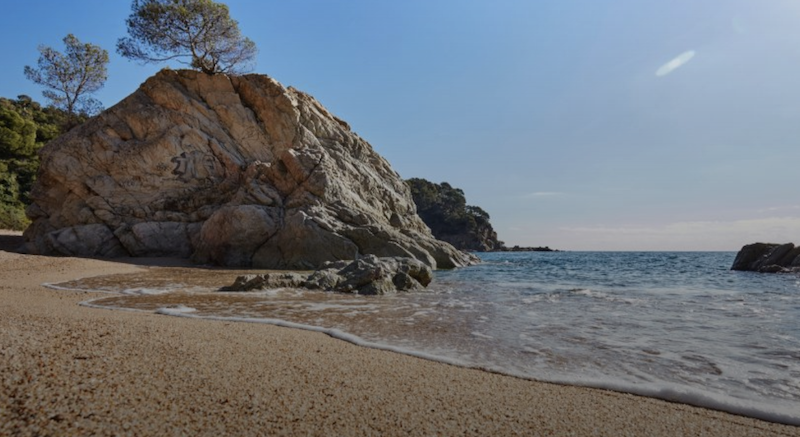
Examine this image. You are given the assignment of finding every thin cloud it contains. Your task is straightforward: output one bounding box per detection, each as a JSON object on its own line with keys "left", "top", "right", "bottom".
{"left": 656, "top": 50, "right": 696, "bottom": 77}
{"left": 558, "top": 217, "right": 800, "bottom": 251}
{"left": 522, "top": 191, "right": 563, "bottom": 199}
{"left": 758, "top": 205, "right": 800, "bottom": 213}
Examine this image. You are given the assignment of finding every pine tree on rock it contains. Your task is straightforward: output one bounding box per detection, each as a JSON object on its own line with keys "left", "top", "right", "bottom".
{"left": 117, "top": 0, "right": 257, "bottom": 74}
{"left": 23, "top": 34, "right": 108, "bottom": 125}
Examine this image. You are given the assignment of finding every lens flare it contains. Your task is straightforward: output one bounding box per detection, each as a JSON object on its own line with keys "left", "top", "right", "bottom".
{"left": 656, "top": 50, "right": 696, "bottom": 77}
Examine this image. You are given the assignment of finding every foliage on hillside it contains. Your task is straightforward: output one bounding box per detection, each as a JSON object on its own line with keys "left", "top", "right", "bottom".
{"left": 406, "top": 178, "right": 504, "bottom": 252}
{"left": 0, "top": 96, "right": 74, "bottom": 229}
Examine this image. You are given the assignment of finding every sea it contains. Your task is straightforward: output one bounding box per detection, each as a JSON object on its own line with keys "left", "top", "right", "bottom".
{"left": 51, "top": 251, "right": 800, "bottom": 426}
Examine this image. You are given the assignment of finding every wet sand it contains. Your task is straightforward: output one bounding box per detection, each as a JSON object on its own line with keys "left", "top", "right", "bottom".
{"left": 1, "top": 230, "right": 798, "bottom": 436}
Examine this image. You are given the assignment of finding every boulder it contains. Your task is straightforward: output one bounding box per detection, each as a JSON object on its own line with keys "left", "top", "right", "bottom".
{"left": 731, "top": 242, "right": 800, "bottom": 273}
{"left": 23, "top": 70, "right": 476, "bottom": 269}
{"left": 40, "top": 224, "right": 128, "bottom": 258}
{"left": 222, "top": 255, "right": 433, "bottom": 295}
{"left": 306, "top": 254, "right": 433, "bottom": 294}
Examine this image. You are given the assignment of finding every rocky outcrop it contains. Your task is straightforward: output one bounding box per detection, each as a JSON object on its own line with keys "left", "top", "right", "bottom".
{"left": 221, "top": 255, "right": 433, "bottom": 295}
{"left": 406, "top": 178, "right": 504, "bottom": 252}
{"left": 23, "top": 70, "right": 476, "bottom": 269}
{"left": 496, "top": 245, "right": 556, "bottom": 252}
{"left": 731, "top": 242, "right": 800, "bottom": 273}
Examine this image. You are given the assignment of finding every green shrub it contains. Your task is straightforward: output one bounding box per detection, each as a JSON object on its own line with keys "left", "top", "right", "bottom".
{"left": 0, "top": 203, "right": 30, "bottom": 230}
{"left": 0, "top": 95, "right": 70, "bottom": 228}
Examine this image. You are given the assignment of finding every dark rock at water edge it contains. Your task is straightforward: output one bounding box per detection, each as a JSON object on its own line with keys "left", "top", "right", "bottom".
{"left": 731, "top": 242, "right": 800, "bottom": 273}
{"left": 495, "top": 245, "right": 557, "bottom": 253}
{"left": 221, "top": 255, "right": 433, "bottom": 295}
{"left": 22, "top": 70, "right": 476, "bottom": 270}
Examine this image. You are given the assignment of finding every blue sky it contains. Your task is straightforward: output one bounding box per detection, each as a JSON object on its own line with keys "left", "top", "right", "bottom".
{"left": 2, "top": 0, "right": 799, "bottom": 250}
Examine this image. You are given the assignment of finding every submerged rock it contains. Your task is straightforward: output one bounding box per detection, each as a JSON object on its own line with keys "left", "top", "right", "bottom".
{"left": 731, "top": 242, "right": 800, "bottom": 273}
{"left": 23, "top": 69, "right": 476, "bottom": 269}
{"left": 221, "top": 255, "right": 433, "bottom": 295}
{"left": 220, "top": 272, "right": 308, "bottom": 291}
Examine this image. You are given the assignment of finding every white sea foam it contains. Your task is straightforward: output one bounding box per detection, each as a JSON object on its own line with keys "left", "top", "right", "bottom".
{"left": 79, "top": 299, "right": 151, "bottom": 313}
{"left": 122, "top": 287, "right": 174, "bottom": 296}
{"left": 155, "top": 305, "right": 197, "bottom": 315}
{"left": 59, "top": 251, "right": 800, "bottom": 426}
{"left": 43, "top": 282, "right": 116, "bottom": 294}
{"left": 493, "top": 368, "right": 800, "bottom": 426}
{"left": 144, "top": 310, "right": 474, "bottom": 369}
{"left": 117, "top": 305, "right": 800, "bottom": 426}
{"left": 299, "top": 303, "right": 380, "bottom": 312}
{"left": 249, "top": 289, "right": 283, "bottom": 297}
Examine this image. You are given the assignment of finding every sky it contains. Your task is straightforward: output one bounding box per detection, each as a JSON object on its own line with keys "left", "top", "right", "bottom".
{"left": 2, "top": 0, "right": 800, "bottom": 251}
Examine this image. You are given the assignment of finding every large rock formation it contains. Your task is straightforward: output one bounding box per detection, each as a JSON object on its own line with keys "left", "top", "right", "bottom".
{"left": 221, "top": 255, "right": 433, "bottom": 295}
{"left": 731, "top": 242, "right": 800, "bottom": 273}
{"left": 23, "top": 70, "right": 475, "bottom": 269}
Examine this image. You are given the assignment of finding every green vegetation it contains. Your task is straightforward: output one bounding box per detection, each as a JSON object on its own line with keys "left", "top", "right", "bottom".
{"left": 24, "top": 34, "right": 109, "bottom": 125}
{"left": 0, "top": 96, "right": 71, "bottom": 230}
{"left": 118, "top": 0, "right": 257, "bottom": 74}
{"left": 406, "top": 178, "right": 504, "bottom": 252}
{"left": 5, "top": 0, "right": 254, "bottom": 228}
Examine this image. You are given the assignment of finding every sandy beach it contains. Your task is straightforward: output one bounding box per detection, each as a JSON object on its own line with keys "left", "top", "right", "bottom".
{"left": 1, "top": 231, "right": 798, "bottom": 436}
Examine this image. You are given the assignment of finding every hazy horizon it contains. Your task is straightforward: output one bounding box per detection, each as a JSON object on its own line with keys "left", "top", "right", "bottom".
{"left": 2, "top": 0, "right": 798, "bottom": 251}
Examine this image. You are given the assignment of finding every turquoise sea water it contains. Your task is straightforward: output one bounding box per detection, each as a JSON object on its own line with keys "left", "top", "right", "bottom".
{"left": 59, "top": 251, "right": 800, "bottom": 425}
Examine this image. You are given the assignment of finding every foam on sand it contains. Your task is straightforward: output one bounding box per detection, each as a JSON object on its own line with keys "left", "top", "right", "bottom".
{"left": 90, "top": 295, "right": 800, "bottom": 427}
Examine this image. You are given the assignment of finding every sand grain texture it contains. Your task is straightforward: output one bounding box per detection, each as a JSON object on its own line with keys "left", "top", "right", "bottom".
{"left": 1, "top": 234, "right": 799, "bottom": 436}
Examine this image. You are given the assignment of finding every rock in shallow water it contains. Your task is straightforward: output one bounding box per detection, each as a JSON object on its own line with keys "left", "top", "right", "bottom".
{"left": 731, "top": 242, "right": 800, "bottom": 273}
{"left": 23, "top": 69, "right": 476, "bottom": 270}
{"left": 221, "top": 255, "right": 433, "bottom": 295}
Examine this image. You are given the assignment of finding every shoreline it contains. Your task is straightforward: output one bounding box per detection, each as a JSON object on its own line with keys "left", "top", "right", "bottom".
{"left": 1, "top": 238, "right": 799, "bottom": 435}
{"left": 79, "top": 287, "right": 800, "bottom": 428}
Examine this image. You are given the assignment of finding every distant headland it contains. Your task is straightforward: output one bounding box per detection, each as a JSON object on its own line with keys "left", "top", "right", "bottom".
{"left": 406, "top": 178, "right": 557, "bottom": 253}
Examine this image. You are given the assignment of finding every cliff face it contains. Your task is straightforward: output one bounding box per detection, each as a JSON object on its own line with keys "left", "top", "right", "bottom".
{"left": 406, "top": 178, "right": 503, "bottom": 252}
{"left": 23, "top": 70, "right": 475, "bottom": 269}
{"left": 438, "top": 224, "right": 501, "bottom": 253}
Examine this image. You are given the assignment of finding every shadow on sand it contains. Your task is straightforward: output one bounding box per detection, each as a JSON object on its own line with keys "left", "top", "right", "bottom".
{"left": 0, "top": 233, "right": 24, "bottom": 254}
{"left": 0, "top": 231, "right": 260, "bottom": 271}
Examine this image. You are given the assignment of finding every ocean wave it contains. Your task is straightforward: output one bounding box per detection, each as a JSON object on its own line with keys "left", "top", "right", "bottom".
{"left": 52, "top": 251, "right": 800, "bottom": 426}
